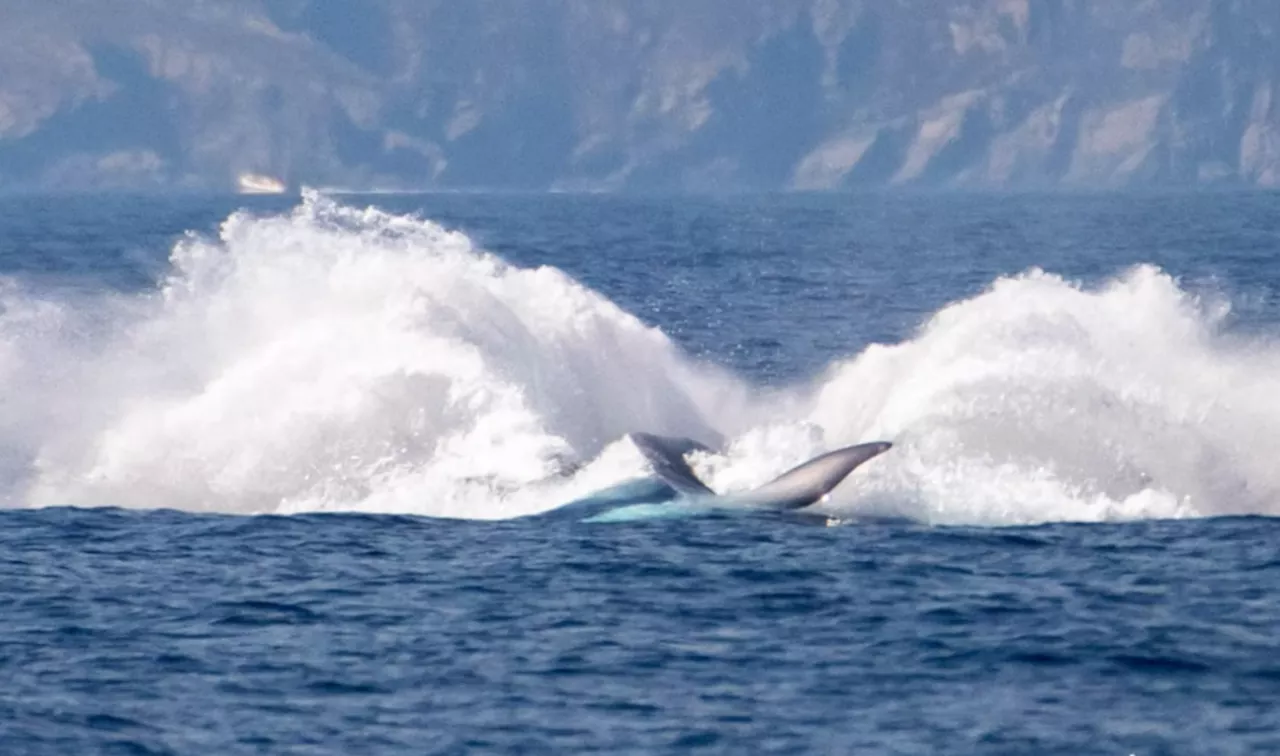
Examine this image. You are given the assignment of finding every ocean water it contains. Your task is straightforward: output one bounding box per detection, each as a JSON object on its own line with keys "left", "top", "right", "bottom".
{"left": 1, "top": 190, "right": 1279, "bottom": 753}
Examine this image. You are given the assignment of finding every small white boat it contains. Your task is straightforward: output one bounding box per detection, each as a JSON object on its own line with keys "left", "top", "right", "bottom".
{"left": 237, "top": 173, "right": 288, "bottom": 195}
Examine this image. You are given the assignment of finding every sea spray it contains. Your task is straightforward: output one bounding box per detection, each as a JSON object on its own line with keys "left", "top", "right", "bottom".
{"left": 6, "top": 194, "right": 746, "bottom": 517}
{"left": 725, "top": 267, "right": 1280, "bottom": 525}
{"left": 3, "top": 196, "right": 1280, "bottom": 525}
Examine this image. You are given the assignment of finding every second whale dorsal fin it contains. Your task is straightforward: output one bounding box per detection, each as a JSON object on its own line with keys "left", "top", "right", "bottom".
{"left": 629, "top": 432, "right": 717, "bottom": 496}
{"left": 737, "top": 441, "right": 892, "bottom": 511}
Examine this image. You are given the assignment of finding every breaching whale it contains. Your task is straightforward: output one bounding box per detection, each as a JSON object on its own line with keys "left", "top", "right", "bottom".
{"left": 542, "top": 432, "right": 892, "bottom": 523}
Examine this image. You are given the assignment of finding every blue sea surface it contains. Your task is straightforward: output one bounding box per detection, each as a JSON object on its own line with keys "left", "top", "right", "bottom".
{"left": 1, "top": 191, "right": 1279, "bottom": 753}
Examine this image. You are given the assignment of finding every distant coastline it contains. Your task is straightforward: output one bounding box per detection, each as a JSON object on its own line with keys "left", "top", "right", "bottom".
{"left": 1, "top": 1, "right": 1277, "bottom": 193}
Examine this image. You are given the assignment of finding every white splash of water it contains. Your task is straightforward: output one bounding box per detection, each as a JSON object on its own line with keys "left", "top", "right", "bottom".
{"left": 1, "top": 193, "right": 747, "bottom": 518}
{"left": 3, "top": 195, "right": 1279, "bottom": 526}
{"left": 705, "top": 267, "right": 1280, "bottom": 525}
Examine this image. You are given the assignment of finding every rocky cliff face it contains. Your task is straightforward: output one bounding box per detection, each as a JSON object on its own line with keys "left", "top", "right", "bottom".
{"left": 1, "top": 0, "right": 1278, "bottom": 191}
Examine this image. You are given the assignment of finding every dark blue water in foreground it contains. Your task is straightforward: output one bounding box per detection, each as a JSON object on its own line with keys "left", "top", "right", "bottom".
{"left": 2, "top": 191, "right": 1280, "bottom": 753}
{"left": 5, "top": 509, "right": 1280, "bottom": 754}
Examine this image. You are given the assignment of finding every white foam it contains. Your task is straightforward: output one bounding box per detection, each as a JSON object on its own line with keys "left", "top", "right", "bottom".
{"left": 708, "top": 267, "right": 1280, "bottom": 525}
{"left": 2, "top": 193, "right": 746, "bottom": 518}
{"left": 3, "top": 195, "right": 1279, "bottom": 525}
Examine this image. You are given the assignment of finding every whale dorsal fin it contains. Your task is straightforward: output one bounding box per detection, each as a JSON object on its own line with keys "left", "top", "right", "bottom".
{"left": 737, "top": 441, "right": 892, "bottom": 510}
{"left": 629, "top": 432, "right": 716, "bottom": 496}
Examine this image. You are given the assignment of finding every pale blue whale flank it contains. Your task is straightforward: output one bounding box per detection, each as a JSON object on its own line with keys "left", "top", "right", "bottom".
{"left": 545, "top": 433, "right": 892, "bottom": 523}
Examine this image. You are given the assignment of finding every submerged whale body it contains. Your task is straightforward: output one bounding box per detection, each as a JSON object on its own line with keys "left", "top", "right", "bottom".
{"left": 543, "top": 433, "right": 892, "bottom": 523}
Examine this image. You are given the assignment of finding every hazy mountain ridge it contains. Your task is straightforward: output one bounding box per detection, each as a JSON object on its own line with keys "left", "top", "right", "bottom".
{"left": 1, "top": 0, "right": 1278, "bottom": 191}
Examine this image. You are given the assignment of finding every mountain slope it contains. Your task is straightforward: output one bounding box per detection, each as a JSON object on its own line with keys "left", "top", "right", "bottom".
{"left": 1, "top": 0, "right": 1277, "bottom": 191}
